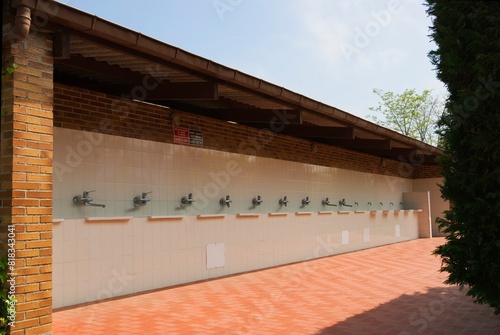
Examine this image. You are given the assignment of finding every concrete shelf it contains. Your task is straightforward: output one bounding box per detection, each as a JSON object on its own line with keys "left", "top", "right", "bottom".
{"left": 148, "top": 216, "right": 185, "bottom": 220}
{"left": 85, "top": 216, "right": 132, "bottom": 222}
{"left": 402, "top": 209, "right": 422, "bottom": 213}
{"left": 197, "top": 214, "right": 226, "bottom": 219}
{"left": 268, "top": 212, "right": 288, "bottom": 217}
{"left": 236, "top": 213, "right": 261, "bottom": 218}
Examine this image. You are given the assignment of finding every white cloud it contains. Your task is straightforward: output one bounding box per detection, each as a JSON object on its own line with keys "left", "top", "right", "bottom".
{"left": 377, "top": 48, "right": 407, "bottom": 66}
{"left": 290, "top": 0, "right": 412, "bottom": 68}
{"left": 290, "top": 1, "right": 352, "bottom": 64}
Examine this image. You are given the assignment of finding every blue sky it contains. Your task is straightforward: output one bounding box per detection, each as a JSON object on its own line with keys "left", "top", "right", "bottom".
{"left": 57, "top": 0, "right": 445, "bottom": 119}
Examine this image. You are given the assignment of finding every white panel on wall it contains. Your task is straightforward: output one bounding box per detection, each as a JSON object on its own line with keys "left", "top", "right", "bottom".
{"left": 412, "top": 178, "right": 448, "bottom": 237}
{"left": 363, "top": 228, "right": 370, "bottom": 243}
{"left": 395, "top": 224, "right": 401, "bottom": 237}
{"left": 207, "top": 243, "right": 225, "bottom": 269}
{"left": 341, "top": 230, "right": 349, "bottom": 245}
{"left": 403, "top": 192, "right": 432, "bottom": 238}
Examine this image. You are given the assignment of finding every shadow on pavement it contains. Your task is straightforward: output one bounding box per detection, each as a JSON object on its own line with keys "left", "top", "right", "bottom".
{"left": 316, "top": 286, "right": 499, "bottom": 335}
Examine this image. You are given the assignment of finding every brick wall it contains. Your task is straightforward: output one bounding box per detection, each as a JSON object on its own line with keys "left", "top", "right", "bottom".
{"left": 1, "top": 32, "right": 53, "bottom": 335}
{"left": 413, "top": 164, "right": 442, "bottom": 179}
{"left": 53, "top": 83, "right": 439, "bottom": 179}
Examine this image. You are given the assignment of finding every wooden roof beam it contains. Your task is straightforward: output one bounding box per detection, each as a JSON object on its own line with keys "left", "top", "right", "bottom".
{"left": 56, "top": 54, "right": 218, "bottom": 100}
{"left": 354, "top": 148, "right": 437, "bottom": 164}
{"left": 53, "top": 31, "right": 71, "bottom": 60}
{"left": 326, "top": 139, "right": 391, "bottom": 149}
{"left": 358, "top": 148, "right": 415, "bottom": 157}
{"left": 196, "top": 109, "right": 303, "bottom": 125}
{"left": 280, "top": 125, "right": 354, "bottom": 139}
{"left": 144, "top": 82, "right": 217, "bottom": 100}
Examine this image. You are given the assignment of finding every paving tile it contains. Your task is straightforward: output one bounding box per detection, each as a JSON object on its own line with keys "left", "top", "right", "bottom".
{"left": 53, "top": 238, "right": 500, "bottom": 334}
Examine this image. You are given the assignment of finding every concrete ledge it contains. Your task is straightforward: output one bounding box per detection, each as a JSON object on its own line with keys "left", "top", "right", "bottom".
{"left": 197, "top": 214, "right": 226, "bottom": 219}
{"left": 236, "top": 213, "right": 261, "bottom": 218}
{"left": 148, "top": 216, "right": 185, "bottom": 220}
{"left": 268, "top": 212, "right": 288, "bottom": 217}
{"left": 85, "top": 216, "right": 132, "bottom": 222}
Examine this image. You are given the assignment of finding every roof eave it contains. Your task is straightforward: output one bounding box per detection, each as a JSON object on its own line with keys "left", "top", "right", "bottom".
{"left": 11, "top": 0, "right": 443, "bottom": 156}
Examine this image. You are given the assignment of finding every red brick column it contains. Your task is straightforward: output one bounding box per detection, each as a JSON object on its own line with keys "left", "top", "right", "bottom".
{"left": 1, "top": 31, "right": 53, "bottom": 335}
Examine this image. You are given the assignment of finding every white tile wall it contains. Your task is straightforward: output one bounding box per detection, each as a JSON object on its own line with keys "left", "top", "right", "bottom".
{"left": 53, "top": 128, "right": 412, "bottom": 219}
{"left": 52, "top": 128, "right": 420, "bottom": 308}
{"left": 53, "top": 210, "right": 420, "bottom": 308}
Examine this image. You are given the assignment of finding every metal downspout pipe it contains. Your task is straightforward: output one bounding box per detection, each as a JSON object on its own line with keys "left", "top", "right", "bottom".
{"left": 2, "top": 6, "right": 32, "bottom": 47}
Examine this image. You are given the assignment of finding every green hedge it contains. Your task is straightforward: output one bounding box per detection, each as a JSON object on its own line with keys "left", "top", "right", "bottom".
{"left": 426, "top": 0, "right": 500, "bottom": 314}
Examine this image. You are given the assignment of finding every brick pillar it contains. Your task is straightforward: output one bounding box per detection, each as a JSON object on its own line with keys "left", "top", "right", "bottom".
{"left": 1, "top": 30, "right": 53, "bottom": 335}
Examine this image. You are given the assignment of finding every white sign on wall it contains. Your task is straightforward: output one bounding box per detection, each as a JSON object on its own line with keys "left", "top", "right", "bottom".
{"left": 207, "top": 243, "right": 225, "bottom": 269}
{"left": 341, "top": 230, "right": 349, "bottom": 245}
{"left": 363, "top": 228, "right": 370, "bottom": 243}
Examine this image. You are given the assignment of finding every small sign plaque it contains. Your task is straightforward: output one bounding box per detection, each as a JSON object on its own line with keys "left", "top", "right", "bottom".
{"left": 173, "top": 127, "right": 189, "bottom": 145}
{"left": 173, "top": 127, "right": 203, "bottom": 147}
{"left": 189, "top": 130, "right": 203, "bottom": 147}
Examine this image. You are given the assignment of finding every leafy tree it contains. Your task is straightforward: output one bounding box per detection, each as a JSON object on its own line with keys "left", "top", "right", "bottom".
{"left": 426, "top": 0, "right": 500, "bottom": 314}
{"left": 368, "top": 88, "right": 444, "bottom": 146}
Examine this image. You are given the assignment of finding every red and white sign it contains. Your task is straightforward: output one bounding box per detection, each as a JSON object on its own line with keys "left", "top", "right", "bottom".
{"left": 173, "top": 127, "right": 189, "bottom": 145}
{"left": 173, "top": 127, "right": 203, "bottom": 147}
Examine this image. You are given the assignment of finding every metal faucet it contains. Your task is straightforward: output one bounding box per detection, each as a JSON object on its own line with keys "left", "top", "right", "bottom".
{"left": 322, "top": 198, "right": 337, "bottom": 207}
{"left": 134, "top": 192, "right": 152, "bottom": 207}
{"left": 252, "top": 195, "right": 263, "bottom": 206}
{"left": 339, "top": 198, "right": 353, "bottom": 207}
{"left": 73, "top": 190, "right": 106, "bottom": 208}
{"left": 279, "top": 196, "right": 288, "bottom": 207}
{"left": 181, "top": 193, "right": 195, "bottom": 206}
{"left": 220, "top": 195, "right": 232, "bottom": 207}
{"left": 302, "top": 196, "right": 310, "bottom": 205}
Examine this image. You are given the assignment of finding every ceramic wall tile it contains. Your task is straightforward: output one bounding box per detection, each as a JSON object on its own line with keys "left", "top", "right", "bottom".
{"left": 52, "top": 127, "right": 428, "bottom": 309}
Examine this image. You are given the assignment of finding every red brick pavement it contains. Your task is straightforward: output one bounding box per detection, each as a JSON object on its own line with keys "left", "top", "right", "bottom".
{"left": 52, "top": 238, "right": 499, "bottom": 334}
